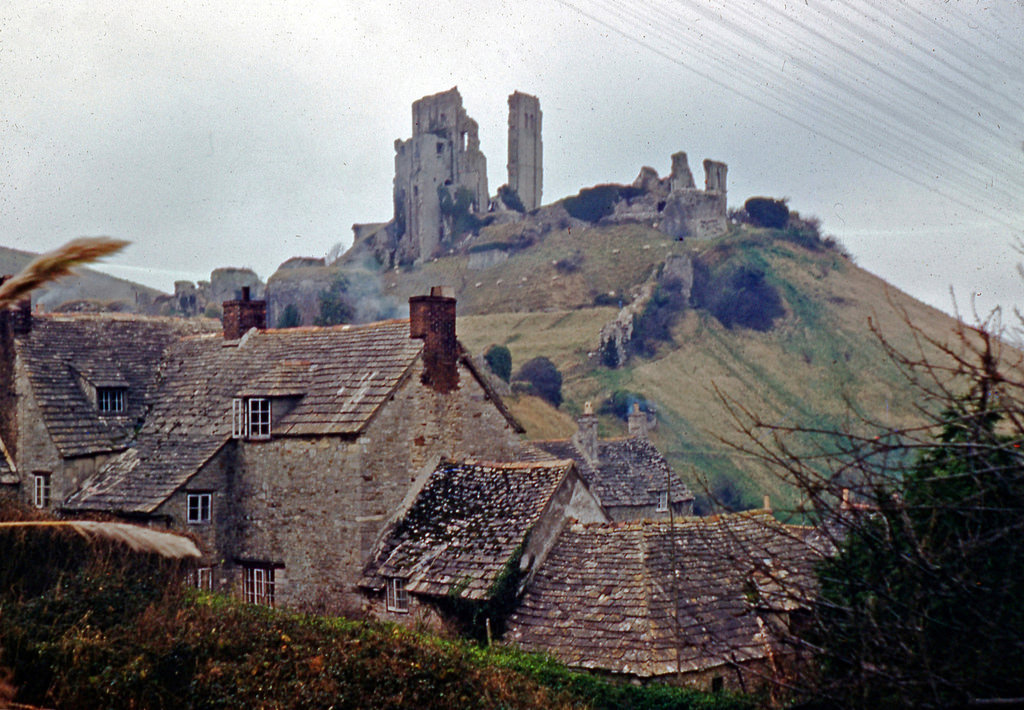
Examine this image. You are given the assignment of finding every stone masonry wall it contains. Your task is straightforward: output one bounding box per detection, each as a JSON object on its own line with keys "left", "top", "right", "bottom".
{"left": 507, "top": 92, "right": 543, "bottom": 211}
{"left": 216, "top": 357, "right": 525, "bottom": 609}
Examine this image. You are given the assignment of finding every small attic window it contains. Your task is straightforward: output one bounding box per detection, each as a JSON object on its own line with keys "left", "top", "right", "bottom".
{"left": 657, "top": 491, "right": 669, "bottom": 512}
{"left": 97, "top": 387, "right": 126, "bottom": 414}
{"left": 247, "top": 398, "right": 271, "bottom": 440}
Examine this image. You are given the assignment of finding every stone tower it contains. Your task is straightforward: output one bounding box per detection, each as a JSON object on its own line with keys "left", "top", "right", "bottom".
{"left": 507, "top": 92, "right": 543, "bottom": 211}
{"left": 392, "top": 87, "right": 489, "bottom": 264}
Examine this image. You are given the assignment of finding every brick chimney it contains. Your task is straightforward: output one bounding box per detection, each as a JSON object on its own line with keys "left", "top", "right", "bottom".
{"left": 572, "top": 401, "right": 599, "bottom": 462}
{"left": 409, "top": 286, "right": 459, "bottom": 393}
{"left": 222, "top": 286, "right": 267, "bottom": 340}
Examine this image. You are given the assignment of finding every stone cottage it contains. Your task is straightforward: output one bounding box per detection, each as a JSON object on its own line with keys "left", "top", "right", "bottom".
{"left": 531, "top": 403, "right": 695, "bottom": 520}
{"left": 507, "top": 510, "right": 816, "bottom": 692}
{"left": 8, "top": 287, "right": 526, "bottom": 609}
{"left": 359, "top": 458, "right": 606, "bottom": 627}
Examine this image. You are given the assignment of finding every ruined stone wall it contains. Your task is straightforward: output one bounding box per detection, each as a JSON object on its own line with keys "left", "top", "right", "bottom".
{"left": 393, "top": 88, "right": 489, "bottom": 264}
{"left": 214, "top": 357, "right": 525, "bottom": 609}
{"left": 507, "top": 92, "right": 543, "bottom": 211}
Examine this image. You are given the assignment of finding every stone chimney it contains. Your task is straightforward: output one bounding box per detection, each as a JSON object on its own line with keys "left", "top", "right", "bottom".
{"left": 222, "top": 286, "right": 267, "bottom": 340}
{"left": 572, "top": 401, "right": 599, "bottom": 462}
{"left": 409, "top": 286, "right": 459, "bottom": 393}
{"left": 628, "top": 402, "right": 648, "bottom": 438}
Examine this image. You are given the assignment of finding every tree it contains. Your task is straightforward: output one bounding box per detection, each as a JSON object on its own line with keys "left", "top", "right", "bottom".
{"left": 314, "top": 278, "right": 353, "bottom": 327}
{"left": 513, "top": 357, "right": 562, "bottom": 407}
{"left": 483, "top": 344, "right": 512, "bottom": 383}
{"left": 727, "top": 313, "right": 1024, "bottom": 708}
{"left": 277, "top": 303, "right": 302, "bottom": 329}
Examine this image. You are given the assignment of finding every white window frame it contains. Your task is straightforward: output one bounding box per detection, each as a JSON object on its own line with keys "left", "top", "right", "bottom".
{"left": 97, "top": 387, "right": 126, "bottom": 414}
{"left": 386, "top": 577, "right": 409, "bottom": 613}
{"left": 231, "top": 398, "right": 245, "bottom": 438}
{"left": 246, "top": 398, "right": 271, "bottom": 440}
{"left": 244, "top": 566, "right": 275, "bottom": 606}
{"left": 656, "top": 491, "right": 669, "bottom": 512}
{"left": 186, "top": 492, "right": 212, "bottom": 524}
{"left": 189, "top": 566, "right": 213, "bottom": 590}
{"left": 33, "top": 473, "right": 51, "bottom": 509}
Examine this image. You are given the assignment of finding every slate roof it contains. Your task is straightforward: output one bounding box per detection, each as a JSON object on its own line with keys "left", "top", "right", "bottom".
{"left": 65, "top": 320, "right": 425, "bottom": 514}
{"left": 507, "top": 511, "right": 816, "bottom": 678}
{"left": 533, "top": 437, "right": 693, "bottom": 509}
{"left": 17, "top": 314, "right": 219, "bottom": 458}
{"left": 361, "top": 459, "right": 575, "bottom": 601}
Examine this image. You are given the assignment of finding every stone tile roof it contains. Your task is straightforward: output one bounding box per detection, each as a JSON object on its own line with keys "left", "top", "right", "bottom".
{"left": 65, "top": 321, "right": 425, "bottom": 513}
{"left": 17, "top": 314, "right": 219, "bottom": 458}
{"left": 507, "top": 511, "right": 816, "bottom": 678}
{"left": 533, "top": 437, "right": 693, "bottom": 509}
{"left": 361, "top": 459, "right": 575, "bottom": 601}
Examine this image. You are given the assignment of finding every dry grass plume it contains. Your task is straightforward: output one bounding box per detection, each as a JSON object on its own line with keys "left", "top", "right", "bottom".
{"left": 0, "top": 520, "right": 200, "bottom": 559}
{"left": 0, "top": 237, "right": 128, "bottom": 308}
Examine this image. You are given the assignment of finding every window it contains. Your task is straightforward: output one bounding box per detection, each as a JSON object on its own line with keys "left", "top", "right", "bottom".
{"left": 232, "top": 398, "right": 245, "bottom": 438}
{"left": 186, "top": 493, "right": 211, "bottom": 524}
{"left": 189, "top": 566, "right": 213, "bottom": 590}
{"left": 386, "top": 577, "right": 409, "bottom": 613}
{"left": 657, "top": 491, "right": 669, "bottom": 512}
{"left": 244, "top": 566, "right": 275, "bottom": 606}
{"left": 33, "top": 473, "right": 51, "bottom": 509}
{"left": 247, "top": 398, "right": 271, "bottom": 439}
{"left": 97, "top": 387, "right": 126, "bottom": 413}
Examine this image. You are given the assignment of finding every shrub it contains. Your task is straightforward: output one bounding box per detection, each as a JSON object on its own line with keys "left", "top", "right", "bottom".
{"left": 560, "top": 185, "right": 643, "bottom": 223}
{"left": 497, "top": 184, "right": 526, "bottom": 213}
{"left": 743, "top": 197, "right": 789, "bottom": 229}
{"left": 513, "top": 357, "right": 563, "bottom": 407}
{"left": 598, "top": 390, "right": 655, "bottom": 421}
{"left": 203, "top": 303, "right": 222, "bottom": 319}
{"left": 692, "top": 261, "right": 785, "bottom": 332}
{"left": 553, "top": 251, "right": 583, "bottom": 274}
{"left": 315, "top": 277, "right": 353, "bottom": 326}
{"left": 439, "top": 185, "right": 483, "bottom": 239}
{"left": 483, "top": 344, "right": 512, "bottom": 383}
{"left": 630, "top": 278, "right": 689, "bottom": 357}
{"left": 276, "top": 303, "right": 302, "bottom": 329}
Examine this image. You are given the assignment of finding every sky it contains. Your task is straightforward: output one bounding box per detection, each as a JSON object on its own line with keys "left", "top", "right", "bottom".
{"left": 2, "top": 0, "right": 1022, "bottom": 319}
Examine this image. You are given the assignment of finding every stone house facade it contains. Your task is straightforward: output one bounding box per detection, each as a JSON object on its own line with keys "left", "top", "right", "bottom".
{"left": 6, "top": 288, "right": 527, "bottom": 609}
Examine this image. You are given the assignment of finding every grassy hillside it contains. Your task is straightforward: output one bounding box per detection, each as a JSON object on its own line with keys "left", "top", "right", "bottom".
{"left": 451, "top": 223, "right": 965, "bottom": 512}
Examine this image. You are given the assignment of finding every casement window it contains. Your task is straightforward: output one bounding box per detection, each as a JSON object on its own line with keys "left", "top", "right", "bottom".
{"left": 33, "top": 473, "right": 51, "bottom": 509}
{"left": 244, "top": 566, "right": 275, "bottom": 606}
{"left": 189, "top": 566, "right": 213, "bottom": 590}
{"left": 97, "top": 387, "right": 126, "bottom": 414}
{"left": 231, "top": 397, "right": 271, "bottom": 440}
{"left": 386, "top": 577, "right": 409, "bottom": 613}
{"left": 656, "top": 491, "right": 669, "bottom": 512}
{"left": 186, "top": 493, "right": 212, "bottom": 524}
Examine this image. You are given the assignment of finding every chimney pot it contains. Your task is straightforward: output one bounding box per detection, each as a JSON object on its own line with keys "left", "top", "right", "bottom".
{"left": 241, "top": 286, "right": 251, "bottom": 301}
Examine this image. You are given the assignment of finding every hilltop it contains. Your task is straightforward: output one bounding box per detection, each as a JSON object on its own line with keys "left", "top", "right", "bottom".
{"left": 267, "top": 198, "right": 962, "bottom": 512}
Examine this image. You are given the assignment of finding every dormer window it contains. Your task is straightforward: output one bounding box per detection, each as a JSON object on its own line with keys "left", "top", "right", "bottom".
{"left": 386, "top": 577, "right": 409, "bottom": 613}
{"left": 97, "top": 387, "right": 126, "bottom": 414}
{"left": 232, "top": 397, "right": 271, "bottom": 440}
{"left": 657, "top": 491, "right": 669, "bottom": 512}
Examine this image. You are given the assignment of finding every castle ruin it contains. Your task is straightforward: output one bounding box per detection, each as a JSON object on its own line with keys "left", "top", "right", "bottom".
{"left": 507, "top": 91, "right": 543, "bottom": 211}
{"left": 351, "top": 87, "right": 542, "bottom": 267}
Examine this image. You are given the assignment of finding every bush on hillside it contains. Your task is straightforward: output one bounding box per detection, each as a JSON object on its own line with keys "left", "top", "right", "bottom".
{"left": 598, "top": 390, "right": 655, "bottom": 421}
{"left": 629, "top": 278, "right": 689, "bottom": 357}
{"left": 743, "top": 197, "right": 790, "bottom": 229}
{"left": 692, "top": 261, "right": 785, "bottom": 332}
{"left": 513, "top": 357, "right": 563, "bottom": 408}
{"left": 277, "top": 303, "right": 302, "bottom": 329}
{"left": 315, "top": 277, "right": 353, "bottom": 326}
{"left": 484, "top": 344, "right": 512, "bottom": 383}
{"left": 497, "top": 184, "right": 526, "bottom": 213}
{"left": 560, "top": 184, "right": 643, "bottom": 223}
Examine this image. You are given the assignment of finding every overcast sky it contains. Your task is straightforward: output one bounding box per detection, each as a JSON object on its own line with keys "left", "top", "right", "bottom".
{"left": 2, "top": 0, "right": 1022, "bottom": 318}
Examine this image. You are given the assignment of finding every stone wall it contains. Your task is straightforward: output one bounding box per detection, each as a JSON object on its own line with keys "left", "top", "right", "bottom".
{"left": 189, "top": 356, "right": 526, "bottom": 609}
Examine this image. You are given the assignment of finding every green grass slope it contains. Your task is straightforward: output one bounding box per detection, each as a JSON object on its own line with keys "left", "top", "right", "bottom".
{"left": 452, "top": 223, "right": 965, "bottom": 511}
